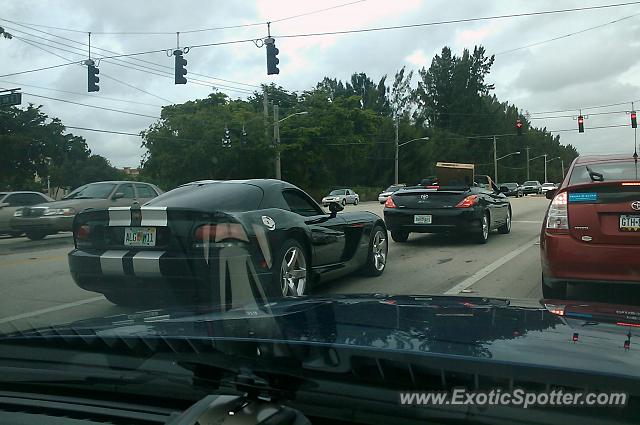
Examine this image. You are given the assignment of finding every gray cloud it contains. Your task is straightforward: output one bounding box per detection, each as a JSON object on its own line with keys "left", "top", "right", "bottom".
{"left": 2, "top": 0, "right": 640, "bottom": 168}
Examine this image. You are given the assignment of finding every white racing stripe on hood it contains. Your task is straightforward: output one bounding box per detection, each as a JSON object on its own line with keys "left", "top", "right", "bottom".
{"left": 141, "top": 206, "right": 167, "bottom": 226}
{"left": 108, "top": 207, "right": 132, "bottom": 226}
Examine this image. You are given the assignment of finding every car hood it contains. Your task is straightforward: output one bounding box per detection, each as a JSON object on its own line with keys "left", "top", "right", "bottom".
{"left": 379, "top": 191, "right": 392, "bottom": 196}
{"left": 7, "top": 294, "right": 640, "bottom": 378}
{"left": 29, "top": 198, "right": 111, "bottom": 210}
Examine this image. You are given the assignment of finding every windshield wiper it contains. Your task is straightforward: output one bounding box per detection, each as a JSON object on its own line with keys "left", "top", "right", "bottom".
{"left": 586, "top": 165, "right": 604, "bottom": 182}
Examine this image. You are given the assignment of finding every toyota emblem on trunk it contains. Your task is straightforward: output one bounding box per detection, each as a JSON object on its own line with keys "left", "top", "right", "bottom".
{"left": 632, "top": 201, "right": 640, "bottom": 211}
{"left": 420, "top": 194, "right": 429, "bottom": 200}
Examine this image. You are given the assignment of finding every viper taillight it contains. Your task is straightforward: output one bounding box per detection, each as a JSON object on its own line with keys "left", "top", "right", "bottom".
{"left": 455, "top": 195, "right": 478, "bottom": 208}
{"left": 194, "top": 223, "right": 248, "bottom": 243}
{"left": 384, "top": 197, "right": 397, "bottom": 208}
{"left": 546, "top": 191, "right": 568, "bottom": 231}
{"left": 75, "top": 225, "right": 90, "bottom": 241}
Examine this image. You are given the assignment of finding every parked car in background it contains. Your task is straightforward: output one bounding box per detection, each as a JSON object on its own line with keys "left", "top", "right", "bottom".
{"left": 541, "top": 182, "right": 558, "bottom": 193}
{"left": 541, "top": 154, "right": 640, "bottom": 299}
{"left": 499, "top": 182, "right": 523, "bottom": 197}
{"left": 11, "top": 181, "right": 162, "bottom": 240}
{"left": 0, "top": 191, "right": 53, "bottom": 237}
{"left": 322, "top": 188, "right": 359, "bottom": 206}
{"left": 378, "top": 184, "right": 406, "bottom": 204}
{"left": 521, "top": 180, "right": 542, "bottom": 195}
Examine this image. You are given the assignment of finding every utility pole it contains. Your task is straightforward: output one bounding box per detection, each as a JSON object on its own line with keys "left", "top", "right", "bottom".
{"left": 394, "top": 117, "right": 399, "bottom": 184}
{"left": 526, "top": 146, "right": 530, "bottom": 181}
{"left": 493, "top": 135, "right": 498, "bottom": 184}
{"left": 560, "top": 159, "right": 565, "bottom": 179}
{"left": 543, "top": 154, "right": 548, "bottom": 183}
{"left": 263, "top": 88, "right": 269, "bottom": 148}
{"left": 273, "top": 104, "right": 281, "bottom": 180}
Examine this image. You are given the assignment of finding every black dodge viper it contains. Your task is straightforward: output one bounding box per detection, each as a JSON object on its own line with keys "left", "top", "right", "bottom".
{"left": 68, "top": 179, "right": 388, "bottom": 306}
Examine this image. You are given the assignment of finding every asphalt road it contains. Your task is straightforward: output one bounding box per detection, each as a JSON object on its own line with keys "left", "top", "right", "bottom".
{"left": 0, "top": 197, "right": 551, "bottom": 333}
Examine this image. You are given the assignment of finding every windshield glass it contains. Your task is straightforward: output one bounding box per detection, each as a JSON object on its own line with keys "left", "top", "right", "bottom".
{"left": 64, "top": 183, "right": 116, "bottom": 199}
{"left": 3, "top": 2, "right": 640, "bottom": 421}
{"left": 569, "top": 162, "right": 640, "bottom": 184}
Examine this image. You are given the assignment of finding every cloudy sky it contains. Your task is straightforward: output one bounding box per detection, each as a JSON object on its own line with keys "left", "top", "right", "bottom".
{"left": 2, "top": 0, "right": 639, "bottom": 168}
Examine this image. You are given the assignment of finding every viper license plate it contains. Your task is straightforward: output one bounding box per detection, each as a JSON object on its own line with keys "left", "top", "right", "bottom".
{"left": 414, "top": 215, "right": 432, "bottom": 224}
{"left": 620, "top": 215, "right": 640, "bottom": 232}
{"left": 124, "top": 227, "right": 157, "bottom": 246}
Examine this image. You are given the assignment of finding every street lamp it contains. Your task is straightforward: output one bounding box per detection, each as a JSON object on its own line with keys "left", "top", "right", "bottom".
{"left": 545, "top": 156, "right": 561, "bottom": 183}
{"left": 273, "top": 108, "right": 308, "bottom": 180}
{"left": 494, "top": 151, "right": 520, "bottom": 184}
{"left": 395, "top": 137, "right": 430, "bottom": 184}
{"left": 529, "top": 154, "right": 546, "bottom": 182}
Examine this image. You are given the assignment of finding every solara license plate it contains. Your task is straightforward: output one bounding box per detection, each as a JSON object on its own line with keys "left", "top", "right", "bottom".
{"left": 619, "top": 215, "right": 640, "bottom": 232}
{"left": 124, "top": 227, "right": 157, "bottom": 246}
{"left": 414, "top": 215, "right": 432, "bottom": 224}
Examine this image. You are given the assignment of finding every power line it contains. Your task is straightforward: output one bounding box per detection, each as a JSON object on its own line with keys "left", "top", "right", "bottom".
{"left": 5, "top": 1, "right": 640, "bottom": 78}
{"left": 529, "top": 99, "right": 640, "bottom": 115}
{"left": 22, "top": 92, "right": 162, "bottom": 119}
{"left": 7, "top": 31, "right": 254, "bottom": 96}
{"left": 271, "top": 0, "right": 367, "bottom": 23}
{"left": 495, "top": 13, "right": 640, "bottom": 56}
{"left": 0, "top": 79, "right": 165, "bottom": 107}
{"left": 7, "top": 34, "right": 175, "bottom": 103}
{"left": 274, "top": 1, "right": 640, "bottom": 39}
{"left": 0, "top": 19, "right": 262, "bottom": 89}
{"left": 2, "top": 0, "right": 367, "bottom": 35}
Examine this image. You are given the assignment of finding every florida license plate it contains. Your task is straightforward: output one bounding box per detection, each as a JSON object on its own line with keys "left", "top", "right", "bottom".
{"left": 124, "top": 227, "right": 157, "bottom": 246}
{"left": 620, "top": 215, "right": 640, "bottom": 232}
{"left": 414, "top": 215, "right": 432, "bottom": 224}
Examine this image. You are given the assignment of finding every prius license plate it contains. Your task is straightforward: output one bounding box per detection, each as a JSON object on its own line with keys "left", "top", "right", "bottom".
{"left": 124, "top": 227, "right": 157, "bottom": 246}
{"left": 620, "top": 215, "right": 640, "bottom": 232}
{"left": 414, "top": 215, "right": 432, "bottom": 224}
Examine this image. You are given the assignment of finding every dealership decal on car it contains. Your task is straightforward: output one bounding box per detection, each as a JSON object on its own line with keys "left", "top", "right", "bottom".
{"left": 262, "top": 215, "right": 276, "bottom": 230}
{"left": 568, "top": 192, "right": 598, "bottom": 202}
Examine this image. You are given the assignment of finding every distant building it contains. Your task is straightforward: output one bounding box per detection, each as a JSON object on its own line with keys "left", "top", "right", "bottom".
{"left": 121, "top": 167, "right": 140, "bottom": 177}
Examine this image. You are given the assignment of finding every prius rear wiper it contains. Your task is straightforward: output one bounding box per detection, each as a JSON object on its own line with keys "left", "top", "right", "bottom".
{"left": 586, "top": 165, "right": 604, "bottom": 182}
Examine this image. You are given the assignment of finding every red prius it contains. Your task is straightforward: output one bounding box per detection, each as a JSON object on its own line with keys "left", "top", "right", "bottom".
{"left": 541, "top": 154, "right": 640, "bottom": 299}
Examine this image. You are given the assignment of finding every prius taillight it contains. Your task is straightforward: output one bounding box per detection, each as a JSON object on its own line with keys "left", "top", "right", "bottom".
{"left": 546, "top": 191, "right": 569, "bottom": 231}
{"left": 194, "top": 223, "right": 248, "bottom": 243}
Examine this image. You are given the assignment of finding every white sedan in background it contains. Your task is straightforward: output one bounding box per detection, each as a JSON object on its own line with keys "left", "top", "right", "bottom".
{"left": 322, "top": 189, "right": 359, "bottom": 206}
{"left": 378, "top": 184, "right": 406, "bottom": 204}
{"left": 541, "top": 182, "right": 558, "bottom": 193}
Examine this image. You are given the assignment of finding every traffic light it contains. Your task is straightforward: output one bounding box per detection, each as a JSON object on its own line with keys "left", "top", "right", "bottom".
{"left": 632, "top": 111, "right": 637, "bottom": 129}
{"left": 174, "top": 49, "right": 187, "bottom": 85}
{"left": 578, "top": 115, "right": 584, "bottom": 133}
{"left": 265, "top": 37, "right": 280, "bottom": 75}
{"left": 87, "top": 63, "right": 99, "bottom": 92}
{"left": 516, "top": 119, "right": 523, "bottom": 136}
{"left": 241, "top": 129, "right": 248, "bottom": 146}
{"left": 222, "top": 128, "right": 231, "bottom": 148}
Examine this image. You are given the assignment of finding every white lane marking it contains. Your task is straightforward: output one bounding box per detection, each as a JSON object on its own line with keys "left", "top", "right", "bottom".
{"left": 0, "top": 296, "right": 105, "bottom": 325}
{"left": 443, "top": 237, "right": 539, "bottom": 295}
{"left": 512, "top": 220, "right": 542, "bottom": 224}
